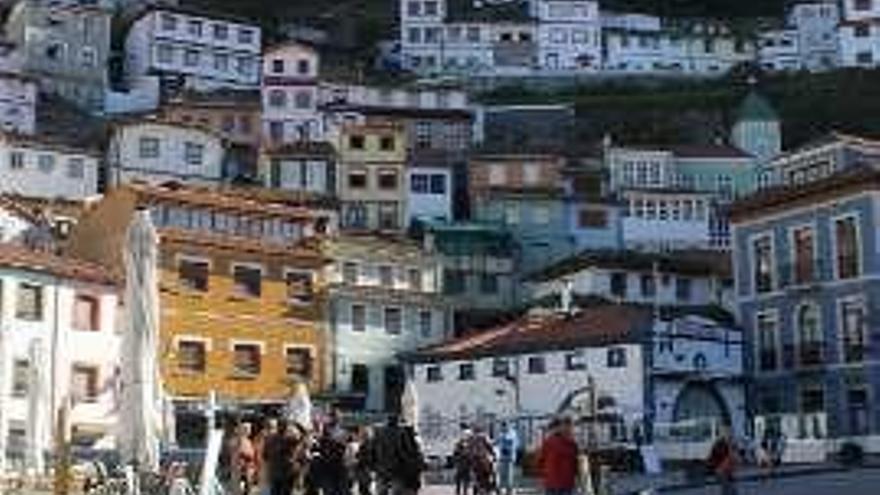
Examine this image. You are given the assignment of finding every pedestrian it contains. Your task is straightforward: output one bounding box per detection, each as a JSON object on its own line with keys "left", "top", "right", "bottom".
{"left": 470, "top": 426, "right": 496, "bottom": 495}
{"left": 452, "top": 426, "right": 473, "bottom": 495}
{"left": 256, "top": 418, "right": 279, "bottom": 495}
{"left": 707, "top": 424, "right": 739, "bottom": 495}
{"left": 316, "top": 414, "right": 350, "bottom": 495}
{"left": 231, "top": 421, "right": 258, "bottom": 495}
{"left": 495, "top": 422, "right": 519, "bottom": 495}
{"left": 373, "top": 414, "right": 426, "bottom": 495}
{"left": 537, "top": 417, "right": 578, "bottom": 495}
{"left": 354, "top": 426, "right": 375, "bottom": 495}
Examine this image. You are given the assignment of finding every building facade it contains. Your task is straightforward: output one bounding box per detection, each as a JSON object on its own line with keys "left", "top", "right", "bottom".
{"left": 0, "top": 133, "right": 101, "bottom": 200}
{"left": 536, "top": 0, "right": 601, "bottom": 71}
{"left": 262, "top": 42, "right": 324, "bottom": 144}
{"left": 839, "top": 0, "right": 880, "bottom": 67}
{"left": 0, "top": 246, "right": 120, "bottom": 468}
{"left": 5, "top": 0, "right": 112, "bottom": 113}
{"left": 107, "top": 119, "right": 227, "bottom": 187}
{"left": 731, "top": 167, "right": 880, "bottom": 449}
{"left": 259, "top": 142, "right": 337, "bottom": 198}
{"left": 124, "top": 6, "right": 262, "bottom": 92}
{"left": 0, "top": 73, "right": 36, "bottom": 135}
{"left": 67, "top": 184, "right": 335, "bottom": 442}
{"left": 326, "top": 235, "right": 449, "bottom": 411}
{"left": 760, "top": 132, "right": 880, "bottom": 189}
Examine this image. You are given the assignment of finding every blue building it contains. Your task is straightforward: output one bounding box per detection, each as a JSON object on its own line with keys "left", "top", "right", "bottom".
{"left": 731, "top": 166, "right": 880, "bottom": 447}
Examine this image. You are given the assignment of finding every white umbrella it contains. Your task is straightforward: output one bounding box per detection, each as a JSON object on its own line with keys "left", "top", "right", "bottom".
{"left": 401, "top": 378, "right": 419, "bottom": 430}
{"left": 287, "top": 382, "right": 313, "bottom": 431}
{"left": 26, "top": 338, "right": 49, "bottom": 475}
{"left": 118, "top": 209, "right": 162, "bottom": 473}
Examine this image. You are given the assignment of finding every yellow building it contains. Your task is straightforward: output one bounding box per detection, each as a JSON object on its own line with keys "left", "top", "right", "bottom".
{"left": 67, "top": 184, "right": 335, "bottom": 440}
{"left": 336, "top": 119, "right": 408, "bottom": 231}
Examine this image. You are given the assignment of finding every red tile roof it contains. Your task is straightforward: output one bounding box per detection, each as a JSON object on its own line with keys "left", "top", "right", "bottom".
{"left": 406, "top": 305, "right": 652, "bottom": 362}
{"left": 0, "top": 244, "right": 118, "bottom": 286}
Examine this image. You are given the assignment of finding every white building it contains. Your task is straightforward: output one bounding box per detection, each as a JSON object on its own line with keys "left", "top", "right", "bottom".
{"left": 788, "top": 1, "right": 840, "bottom": 71}
{"left": 839, "top": 0, "right": 880, "bottom": 66}
{"left": 406, "top": 166, "right": 452, "bottom": 224}
{"left": 408, "top": 305, "right": 745, "bottom": 460}
{"left": 536, "top": 0, "right": 601, "bottom": 71}
{"left": 107, "top": 119, "right": 226, "bottom": 187}
{"left": 0, "top": 133, "right": 101, "bottom": 200}
{"left": 124, "top": 6, "right": 262, "bottom": 91}
{"left": 526, "top": 249, "right": 732, "bottom": 310}
{"left": 758, "top": 29, "right": 801, "bottom": 72}
{"left": 0, "top": 245, "right": 120, "bottom": 469}
{"left": 262, "top": 42, "right": 324, "bottom": 144}
{"left": 0, "top": 73, "right": 36, "bottom": 135}
{"left": 327, "top": 235, "right": 450, "bottom": 411}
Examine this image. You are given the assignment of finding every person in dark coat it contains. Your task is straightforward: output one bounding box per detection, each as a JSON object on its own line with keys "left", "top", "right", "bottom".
{"left": 373, "top": 415, "right": 426, "bottom": 495}
{"left": 537, "top": 417, "right": 579, "bottom": 495}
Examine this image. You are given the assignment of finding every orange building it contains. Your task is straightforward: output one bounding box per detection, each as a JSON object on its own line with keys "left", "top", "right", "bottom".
{"left": 67, "top": 184, "right": 335, "bottom": 441}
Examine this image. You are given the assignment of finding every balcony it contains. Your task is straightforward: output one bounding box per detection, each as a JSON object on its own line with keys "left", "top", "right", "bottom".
{"left": 758, "top": 350, "right": 778, "bottom": 372}
{"left": 798, "top": 342, "right": 824, "bottom": 367}
{"left": 843, "top": 344, "right": 866, "bottom": 364}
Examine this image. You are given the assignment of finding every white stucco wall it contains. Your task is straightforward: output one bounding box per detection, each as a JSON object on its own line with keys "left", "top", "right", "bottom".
{"left": 406, "top": 167, "right": 452, "bottom": 224}
{"left": 0, "top": 76, "right": 36, "bottom": 135}
{"left": 0, "top": 141, "right": 100, "bottom": 200}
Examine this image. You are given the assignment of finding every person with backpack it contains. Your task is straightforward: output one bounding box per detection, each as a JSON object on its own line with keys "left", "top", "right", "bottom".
{"left": 452, "top": 426, "right": 473, "bottom": 495}
{"left": 706, "top": 424, "right": 739, "bottom": 495}
{"left": 496, "top": 422, "right": 519, "bottom": 495}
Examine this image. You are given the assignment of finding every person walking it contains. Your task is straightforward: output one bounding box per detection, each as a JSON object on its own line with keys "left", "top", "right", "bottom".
{"left": 373, "top": 414, "right": 426, "bottom": 495}
{"left": 496, "top": 422, "right": 519, "bottom": 495}
{"left": 707, "top": 424, "right": 739, "bottom": 495}
{"left": 537, "top": 417, "right": 579, "bottom": 495}
{"left": 470, "top": 426, "right": 496, "bottom": 495}
{"left": 353, "top": 426, "right": 375, "bottom": 495}
{"left": 315, "top": 415, "right": 350, "bottom": 495}
{"left": 256, "top": 418, "right": 279, "bottom": 495}
{"left": 452, "top": 426, "right": 473, "bottom": 495}
{"left": 231, "top": 422, "right": 257, "bottom": 495}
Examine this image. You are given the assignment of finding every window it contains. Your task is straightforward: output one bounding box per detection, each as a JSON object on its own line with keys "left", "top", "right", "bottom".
{"left": 71, "top": 365, "right": 99, "bottom": 402}
{"left": 411, "top": 174, "right": 429, "bottom": 193}
{"left": 407, "top": 1, "right": 421, "bottom": 16}
{"left": 73, "top": 294, "right": 99, "bottom": 332}
{"left": 233, "top": 265, "right": 262, "bottom": 298}
{"left": 793, "top": 227, "right": 815, "bottom": 284}
{"left": 415, "top": 121, "right": 432, "bottom": 149}
{"left": 492, "top": 359, "right": 509, "bottom": 378}
{"left": 348, "top": 170, "right": 367, "bottom": 189}
{"left": 467, "top": 26, "right": 480, "bottom": 41}
{"left": 408, "top": 27, "right": 421, "bottom": 44}
{"left": 16, "top": 283, "right": 43, "bottom": 321}
{"left": 161, "top": 13, "right": 177, "bottom": 31}
{"left": 378, "top": 170, "right": 398, "bottom": 190}
{"left": 800, "top": 386, "right": 824, "bottom": 415}
{"left": 458, "top": 362, "right": 475, "bottom": 381}
{"left": 236, "top": 56, "right": 253, "bottom": 76}
{"left": 178, "top": 259, "right": 209, "bottom": 292}
{"left": 379, "top": 265, "right": 394, "bottom": 287}
{"left": 184, "top": 142, "right": 204, "bottom": 166}
{"left": 342, "top": 262, "right": 359, "bottom": 284}
{"left": 178, "top": 340, "right": 206, "bottom": 373}
{"left": 835, "top": 216, "right": 860, "bottom": 279}
{"left": 797, "top": 304, "right": 822, "bottom": 366}
{"left": 184, "top": 49, "right": 200, "bottom": 67}
{"left": 11, "top": 359, "right": 28, "bottom": 397}
{"left": 351, "top": 363, "right": 370, "bottom": 394}
{"left": 856, "top": 51, "right": 873, "bottom": 65}
{"left": 408, "top": 269, "right": 422, "bottom": 291}
{"left": 67, "top": 157, "right": 85, "bottom": 179}
{"left": 565, "top": 351, "right": 586, "bottom": 371}
{"left": 848, "top": 388, "right": 870, "bottom": 436}
{"left": 610, "top": 272, "right": 627, "bottom": 298}
{"left": 271, "top": 59, "right": 284, "bottom": 74}
{"left": 384, "top": 307, "right": 402, "bottom": 334}
{"left": 268, "top": 121, "right": 284, "bottom": 141}
{"left": 640, "top": 274, "right": 655, "bottom": 298}
{"left": 188, "top": 20, "right": 203, "bottom": 37}
{"left": 675, "top": 277, "right": 692, "bottom": 302}
{"left": 213, "top": 23, "right": 229, "bottom": 40}
{"left": 286, "top": 271, "right": 314, "bottom": 304}
{"left": 285, "top": 348, "right": 313, "bottom": 380}
{"left": 139, "top": 137, "right": 160, "bottom": 159}
{"left": 578, "top": 209, "right": 608, "bottom": 228}
{"left": 292, "top": 90, "right": 312, "bottom": 109}
{"left": 238, "top": 28, "right": 255, "bottom": 45}
{"left": 378, "top": 203, "right": 399, "bottom": 230}
{"left": 419, "top": 310, "right": 432, "bottom": 338}
{"left": 430, "top": 174, "right": 446, "bottom": 194}
{"left": 607, "top": 348, "right": 627, "bottom": 368}
{"left": 425, "top": 1, "right": 438, "bottom": 15}
{"left": 756, "top": 311, "right": 779, "bottom": 371}
{"left": 157, "top": 44, "right": 174, "bottom": 64}
{"left": 268, "top": 89, "right": 286, "bottom": 107}
{"left": 351, "top": 304, "right": 366, "bottom": 332}
{"left": 488, "top": 164, "right": 506, "bottom": 185}
{"left": 38, "top": 154, "right": 55, "bottom": 174}
{"left": 232, "top": 344, "right": 261, "bottom": 377}
{"left": 523, "top": 164, "right": 540, "bottom": 185}
{"left": 380, "top": 136, "right": 395, "bottom": 151}
{"left": 753, "top": 235, "right": 774, "bottom": 293}
{"left": 214, "top": 52, "right": 229, "bottom": 71}
{"left": 532, "top": 206, "right": 551, "bottom": 224}
{"left": 527, "top": 356, "right": 546, "bottom": 374}
{"left": 297, "top": 59, "right": 310, "bottom": 75}
{"left": 855, "top": 24, "right": 870, "bottom": 38}
{"left": 480, "top": 274, "right": 498, "bottom": 294}
{"left": 426, "top": 365, "right": 442, "bottom": 383}
{"left": 856, "top": 0, "right": 872, "bottom": 11}
{"left": 349, "top": 135, "right": 365, "bottom": 150}
{"left": 9, "top": 150, "right": 23, "bottom": 169}
{"left": 840, "top": 298, "right": 866, "bottom": 363}
{"left": 444, "top": 270, "right": 466, "bottom": 294}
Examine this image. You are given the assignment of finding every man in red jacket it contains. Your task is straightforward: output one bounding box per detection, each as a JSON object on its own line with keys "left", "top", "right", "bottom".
{"left": 538, "top": 417, "right": 579, "bottom": 495}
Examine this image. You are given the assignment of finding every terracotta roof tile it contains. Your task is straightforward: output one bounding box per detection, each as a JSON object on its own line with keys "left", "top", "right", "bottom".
{"left": 0, "top": 244, "right": 118, "bottom": 286}
{"left": 527, "top": 249, "right": 731, "bottom": 282}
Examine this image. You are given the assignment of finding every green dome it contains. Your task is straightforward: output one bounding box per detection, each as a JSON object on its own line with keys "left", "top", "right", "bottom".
{"left": 736, "top": 91, "right": 779, "bottom": 123}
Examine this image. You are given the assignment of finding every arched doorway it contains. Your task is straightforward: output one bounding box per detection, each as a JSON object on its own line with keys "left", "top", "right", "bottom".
{"left": 672, "top": 382, "right": 730, "bottom": 426}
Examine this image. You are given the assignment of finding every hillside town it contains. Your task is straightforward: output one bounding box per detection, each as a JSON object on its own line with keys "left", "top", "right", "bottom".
{"left": 0, "top": 0, "right": 877, "bottom": 494}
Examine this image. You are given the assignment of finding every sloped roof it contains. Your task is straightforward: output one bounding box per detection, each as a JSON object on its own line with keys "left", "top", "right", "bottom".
{"left": 772, "top": 131, "right": 880, "bottom": 162}
{"left": 527, "top": 249, "right": 731, "bottom": 282}
{"left": 0, "top": 244, "right": 117, "bottom": 286}
{"left": 736, "top": 91, "right": 778, "bottom": 123}
{"left": 669, "top": 144, "right": 754, "bottom": 159}
{"left": 406, "top": 305, "right": 652, "bottom": 362}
